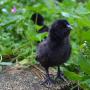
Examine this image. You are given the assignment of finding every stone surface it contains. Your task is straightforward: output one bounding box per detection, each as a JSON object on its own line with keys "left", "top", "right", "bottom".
{"left": 0, "top": 66, "right": 73, "bottom": 90}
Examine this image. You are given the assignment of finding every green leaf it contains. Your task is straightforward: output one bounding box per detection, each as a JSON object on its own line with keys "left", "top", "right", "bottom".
{"left": 19, "top": 59, "right": 30, "bottom": 65}
{"left": 64, "top": 69, "right": 82, "bottom": 81}
{"left": 61, "top": 12, "right": 70, "bottom": 17}
{"left": 79, "top": 59, "right": 90, "bottom": 75}
{"left": 81, "top": 31, "right": 90, "bottom": 41}
{"left": 81, "top": 79, "right": 90, "bottom": 90}
{"left": 75, "top": 3, "right": 90, "bottom": 15}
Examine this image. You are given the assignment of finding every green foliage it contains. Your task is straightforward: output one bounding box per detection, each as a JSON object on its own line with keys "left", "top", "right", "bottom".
{"left": 0, "top": 0, "right": 90, "bottom": 89}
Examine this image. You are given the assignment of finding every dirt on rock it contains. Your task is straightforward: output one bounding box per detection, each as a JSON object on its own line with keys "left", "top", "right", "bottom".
{"left": 0, "top": 65, "right": 74, "bottom": 90}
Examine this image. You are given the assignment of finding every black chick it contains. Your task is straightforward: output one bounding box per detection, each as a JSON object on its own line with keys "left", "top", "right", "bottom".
{"left": 36, "top": 19, "right": 72, "bottom": 85}
{"left": 31, "top": 13, "right": 48, "bottom": 33}
{"left": 31, "top": 13, "right": 44, "bottom": 26}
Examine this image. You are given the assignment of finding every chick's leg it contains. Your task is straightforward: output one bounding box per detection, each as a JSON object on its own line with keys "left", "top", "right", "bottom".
{"left": 41, "top": 67, "right": 55, "bottom": 85}
{"left": 55, "top": 66, "right": 67, "bottom": 82}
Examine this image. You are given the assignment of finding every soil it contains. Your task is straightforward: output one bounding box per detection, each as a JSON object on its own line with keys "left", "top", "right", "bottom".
{"left": 0, "top": 65, "right": 75, "bottom": 90}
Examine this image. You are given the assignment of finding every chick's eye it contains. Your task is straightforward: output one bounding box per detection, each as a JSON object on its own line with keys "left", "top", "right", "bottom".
{"left": 63, "top": 24, "right": 67, "bottom": 28}
{"left": 61, "top": 24, "right": 66, "bottom": 29}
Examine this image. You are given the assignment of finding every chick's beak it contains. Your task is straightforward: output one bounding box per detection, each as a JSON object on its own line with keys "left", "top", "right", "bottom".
{"left": 67, "top": 25, "right": 72, "bottom": 30}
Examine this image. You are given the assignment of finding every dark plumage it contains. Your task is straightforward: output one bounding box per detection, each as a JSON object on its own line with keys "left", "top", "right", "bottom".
{"left": 36, "top": 19, "right": 72, "bottom": 84}
{"left": 31, "top": 13, "right": 48, "bottom": 44}
{"left": 31, "top": 13, "right": 44, "bottom": 26}
{"left": 31, "top": 13, "right": 48, "bottom": 33}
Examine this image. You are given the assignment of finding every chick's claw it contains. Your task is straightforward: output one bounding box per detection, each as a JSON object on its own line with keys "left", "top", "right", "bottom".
{"left": 40, "top": 77, "right": 55, "bottom": 87}
{"left": 55, "top": 73, "right": 68, "bottom": 84}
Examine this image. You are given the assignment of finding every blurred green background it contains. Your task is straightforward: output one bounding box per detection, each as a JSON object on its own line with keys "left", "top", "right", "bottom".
{"left": 0, "top": 0, "right": 90, "bottom": 89}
